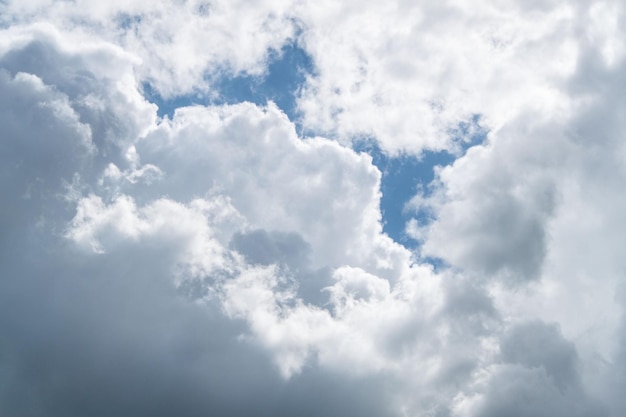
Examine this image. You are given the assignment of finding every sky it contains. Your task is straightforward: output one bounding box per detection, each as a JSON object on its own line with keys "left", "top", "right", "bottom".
{"left": 0, "top": 1, "right": 625, "bottom": 416}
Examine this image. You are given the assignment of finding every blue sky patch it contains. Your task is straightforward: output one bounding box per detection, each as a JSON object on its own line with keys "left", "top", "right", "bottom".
{"left": 144, "top": 42, "right": 313, "bottom": 121}
{"left": 354, "top": 142, "right": 454, "bottom": 246}
{"left": 215, "top": 43, "right": 313, "bottom": 120}
{"left": 355, "top": 116, "right": 488, "bottom": 249}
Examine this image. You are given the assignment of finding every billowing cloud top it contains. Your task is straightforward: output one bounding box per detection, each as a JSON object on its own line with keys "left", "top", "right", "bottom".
{"left": 0, "top": 1, "right": 625, "bottom": 416}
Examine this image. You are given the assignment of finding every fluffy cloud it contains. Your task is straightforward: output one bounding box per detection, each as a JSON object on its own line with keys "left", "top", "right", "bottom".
{"left": 0, "top": 25, "right": 407, "bottom": 416}
{"left": 406, "top": 3, "right": 626, "bottom": 413}
{"left": 0, "top": 0, "right": 297, "bottom": 97}
{"left": 0, "top": 25, "right": 434, "bottom": 416}
{"left": 1, "top": 1, "right": 626, "bottom": 416}
{"left": 294, "top": 0, "right": 580, "bottom": 153}
{"left": 452, "top": 322, "right": 607, "bottom": 417}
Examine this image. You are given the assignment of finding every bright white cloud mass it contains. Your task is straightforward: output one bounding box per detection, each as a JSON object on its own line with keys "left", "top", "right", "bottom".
{"left": 1, "top": 0, "right": 625, "bottom": 416}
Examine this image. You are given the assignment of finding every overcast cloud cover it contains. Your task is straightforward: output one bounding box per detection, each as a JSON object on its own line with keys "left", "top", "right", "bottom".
{"left": 0, "top": 0, "right": 625, "bottom": 415}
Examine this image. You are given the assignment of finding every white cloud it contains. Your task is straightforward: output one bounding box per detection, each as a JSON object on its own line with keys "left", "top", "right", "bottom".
{"left": 406, "top": 9, "right": 626, "bottom": 413}
{"left": 1, "top": 0, "right": 298, "bottom": 97}
{"left": 0, "top": 26, "right": 441, "bottom": 415}
{"left": 0, "top": 25, "right": 404, "bottom": 416}
{"left": 1, "top": 1, "right": 626, "bottom": 416}
{"left": 294, "top": 0, "right": 580, "bottom": 153}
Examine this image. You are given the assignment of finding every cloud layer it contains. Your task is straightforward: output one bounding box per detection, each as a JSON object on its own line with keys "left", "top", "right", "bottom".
{"left": 1, "top": 1, "right": 626, "bottom": 416}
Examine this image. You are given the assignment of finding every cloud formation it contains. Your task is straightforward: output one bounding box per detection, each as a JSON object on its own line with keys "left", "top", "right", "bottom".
{"left": 1, "top": 1, "right": 625, "bottom": 416}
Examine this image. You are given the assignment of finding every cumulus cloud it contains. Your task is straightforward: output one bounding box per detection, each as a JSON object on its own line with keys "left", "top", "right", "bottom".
{"left": 0, "top": 0, "right": 298, "bottom": 97}
{"left": 0, "top": 26, "right": 403, "bottom": 416}
{"left": 1, "top": 1, "right": 626, "bottom": 416}
{"left": 452, "top": 322, "right": 607, "bottom": 417}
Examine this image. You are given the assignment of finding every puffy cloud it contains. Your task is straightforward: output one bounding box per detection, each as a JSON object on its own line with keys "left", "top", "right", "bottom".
{"left": 0, "top": 25, "right": 437, "bottom": 416}
{"left": 2, "top": 1, "right": 626, "bottom": 416}
{"left": 0, "top": 0, "right": 298, "bottom": 97}
{"left": 404, "top": 3, "right": 626, "bottom": 414}
{"left": 410, "top": 115, "right": 563, "bottom": 283}
{"left": 294, "top": 0, "right": 580, "bottom": 153}
{"left": 453, "top": 322, "right": 607, "bottom": 417}
{"left": 0, "top": 1, "right": 607, "bottom": 155}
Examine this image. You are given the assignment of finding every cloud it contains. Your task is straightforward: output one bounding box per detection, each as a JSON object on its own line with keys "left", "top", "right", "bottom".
{"left": 405, "top": 3, "right": 626, "bottom": 412}
{"left": 294, "top": 0, "right": 581, "bottom": 153}
{"left": 0, "top": 25, "right": 436, "bottom": 416}
{"left": 410, "top": 115, "right": 562, "bottom": 283}
{"left": 1, "top": 0, "right": 297, "bottom": 97}
{"left": 0, "top": 1, "right": 598, "bottom": 154}
{"left": 453, "top": 322, "right": 607, "bottom": 417}
{"left": 1, "top": 1, "right": 626, "bottom": 416}
{"left": 0, "top": 26, "right": 404, "bottom": 417}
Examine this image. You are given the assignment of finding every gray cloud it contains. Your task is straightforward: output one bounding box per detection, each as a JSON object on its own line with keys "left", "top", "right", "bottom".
{"left": 500, "top": 321, "right": 579, "bottom": 390}
{"left": 0, "top": 240, "right": 395, "bottom": 417}
{"left": 229, "top": 229, "right": 333, "bottom": 306}
{"left": 459, "top": 321, "right": 607, "bottom": 417}
{"left": 230, "top": 229, "right": 311, "bottom": 268}
{"left": 2, "top": 2, "right": 626, "bottom": 416}
{"left": 410, "top": 115, "right": 565, "bottom": 285}
{"left": 0, "top": 29, "right": 399, "bottom": 417}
